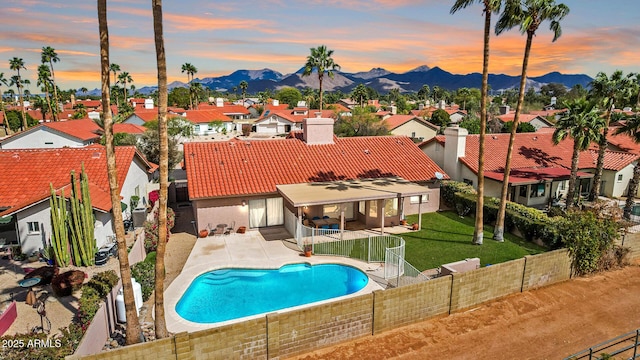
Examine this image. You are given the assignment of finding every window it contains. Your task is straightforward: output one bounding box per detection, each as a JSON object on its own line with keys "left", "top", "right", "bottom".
{"left": 410, "top": 195, "right": 429, "bottom": 204}
{"left": 560, "top": 181, "right": 566, "bottom": 190}
{"left": 44, "top": 142, "right": 53, "bottom": 145}
{"left": 369, "top": 200, "right": 378, "bottom": 218}
{"left": 617, "top": 174, "right": 624, "bottom": 182}
{"left": 530, "top": 183, "right": 545, "bottom": 198}
{"left": 323, "top": 203, "right": 354, "bottom": 220}
{"left": 384, "top": 198, "right": 398, "bottom": 217}
{"left": 519, "top": 186, "right": 527, "bottom": 197}
{"left": 411, "top": 132, "right": 416, "bottom": 138}
{"left": 27, "top": 222, "right": 40, "bottom": 234}
{"left": 359, "top": 201, "right": 365, "bottom": 215}
{"left": 463, "top": 178, "right": 473, "bottom": 186}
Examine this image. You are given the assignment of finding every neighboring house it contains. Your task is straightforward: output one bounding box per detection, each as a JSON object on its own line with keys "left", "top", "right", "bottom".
{"left": 185, "top": 109, "right": 234, "bottom": 135}
{"left": 497, "top": 112, "right": 554, "bottom": 131}
{"left": 0, "top": 145, "right": 155, "bottom": 255}
{"left": 421, "top": 127, "right": 638, "bottom": 209}
{"left": 383, "top": 115, "right": 438, "bottom": 142}
{"left": 185, "top": 117, "right": 447, "bottom": 235}
{"left": 254, "top": 107, "right": 336, "bottom": 135}
{"left": 411, "top": 106, "right": 467, "bottom": 124}
{"left": 338, "top": 98, "right": 357, "bottom": 109}
{"left": 198, "top": 98, "right": 251, "bottom": 119}
{"left": 0, "top": 119, "right": 145, "bottom": 149}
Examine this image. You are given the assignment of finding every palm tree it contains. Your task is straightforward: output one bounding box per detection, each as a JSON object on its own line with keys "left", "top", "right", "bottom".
{"left": 552, "top": 98, "right": 603, "bottom": 208}
{"left": 152, "top": 0, "right": 170, "bottom": 339}
{"left": 588, "top": 70, "right": 636, "bottom": 201}
{"left": 97, "top": 0, "right": 142, "bottom": 345}
{"left": 181, "top": 63, "right": 197, "bottom": 109}
{"left": 0, "top": 72, "right": 8, "bottom": 113}
{"left": 190, "top": 82, "right": 203, "bottom": 110}
{"left": 117, "top": 71, "right": 133, "bottom": 102}
{"left": 614, "top": 114, "right": 640, "bottom": 219}
{"left": 389, "top": 88, "right": 401, "bottom": 104}
{"left": 41, "top": 46, "right": 60, "bottom": 121}
{"left": 451, "top": 0, "right": 502, "bottom": 245}
{"left": 79, "top": 87, "right": 88, "bottom": 98}
{"left": 351, "top": 83, "right": 368, "bottom": 108}
{"left": 9, "top": 57, "right": 27, "bottom": 131}
{"left": 109, "top": 63, "right": 120, "bottom": 88}
{"left": 37, "top": 64, "right": 54, "bottom": 120}
{"left": 302, "top": 45, "right": 340, "bottom": 111}
{"left": 239, "top": 80, "right": 248, "bottom": 107}
{"left": 418, "top": 84, "right": 431, "bottom": 105}
{"left": 492, "top": 0, "right": 569, "bottom": 241}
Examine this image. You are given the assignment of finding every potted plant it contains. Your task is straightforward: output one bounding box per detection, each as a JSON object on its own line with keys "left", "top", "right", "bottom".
{"left": 399, "top": 218, "right": 407, "bottom": 226}
{"left": 199, "top": 229, "right": 209, "bottom": 238}
{"left": 303, "top": 242, "right": 312, "bottom": 257}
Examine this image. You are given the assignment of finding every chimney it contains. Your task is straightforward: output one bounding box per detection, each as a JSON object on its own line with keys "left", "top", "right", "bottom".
{"left": 215, "top": 98, "right": 224, "bottom": 107}
{"left": 443, "top": 126, "right": 468, "bottom": 181}
{"left": 439, "top": 100, "right": 446, "bottom": 109}
{"left": 303, "top": 116, "right": 334, "bottom": 145}
{"left": 144, "top": 98, "right": 154, "bottom": 109}
{"left": 418, "top": 103, "right": 424, "bottom": 110}
{"left": 390, "top": 105, "right": 397, "bottom": 115}
{"left": 272, "top": 99, "right": 279, "bottom": 106}
{"left": 70, "top": 94, "right": 76, "bottom": 107}
{"left": 499, "top": 105, "right": 510, "bottom": 115}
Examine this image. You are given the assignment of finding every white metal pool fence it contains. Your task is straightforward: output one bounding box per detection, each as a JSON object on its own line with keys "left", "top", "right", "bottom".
{"left": 295, "top": 223, "right": 429, "bottom": 285}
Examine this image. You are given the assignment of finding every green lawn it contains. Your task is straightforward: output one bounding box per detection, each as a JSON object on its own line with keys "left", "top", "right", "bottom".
{"left": 404, "top": 211, "right": 547, "bottom": 271}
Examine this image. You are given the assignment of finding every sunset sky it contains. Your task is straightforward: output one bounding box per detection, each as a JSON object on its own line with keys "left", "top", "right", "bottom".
{"left": 0, "top": 0, "right": 638, "bottom": 91}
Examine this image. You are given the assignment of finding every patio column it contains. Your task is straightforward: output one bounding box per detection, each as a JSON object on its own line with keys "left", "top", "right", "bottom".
{"left": 379, "top": 199, "right": 385, "bottom": 235}
{"left": 340, "top": 203, "right": 345, "bottom": 240}
{"left": 297, "top": 206, "right": 303, "bottom": 243}
{"left": 418, "top": 194, "right": 423, "bottom": 230}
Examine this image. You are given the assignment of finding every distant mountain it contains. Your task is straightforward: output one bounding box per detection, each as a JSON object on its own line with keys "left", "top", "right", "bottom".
{"left": 81, "top": 66, "right": 593, "bottom": 97}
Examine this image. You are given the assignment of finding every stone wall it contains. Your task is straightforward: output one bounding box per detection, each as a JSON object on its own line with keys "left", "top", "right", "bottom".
{"left": 620, "top": 232, "right": 640, "bottom": 261}
{"left": 521, "top": 249, "right": 572, "bottom": 291}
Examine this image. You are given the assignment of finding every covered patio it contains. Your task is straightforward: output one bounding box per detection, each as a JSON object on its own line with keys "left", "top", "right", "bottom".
{"left": 277, "top": 177, "right": 432, "bottom": 243}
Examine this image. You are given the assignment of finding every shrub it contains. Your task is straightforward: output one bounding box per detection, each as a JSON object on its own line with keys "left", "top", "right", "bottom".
{"left": 86, "top": 270, "right": 119, "bottom": 298}
{"left": 131, "top": 259, "right": 155, "bottom": 301}
{"left": 144, "top": 207, "right": 175, "bottom": 253}
{"left": 77, "top": 286, "right": 101, "bottom": 330}
{"left": 440, "top": 180, "right": 476, "bottom": 207}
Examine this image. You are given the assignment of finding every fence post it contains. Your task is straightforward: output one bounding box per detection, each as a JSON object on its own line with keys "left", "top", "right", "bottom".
{"left": 368, "top": 235, "right": 371, "bottom": 263}
{"left": 634, "top": 329, "right": 639, "bottom": 359}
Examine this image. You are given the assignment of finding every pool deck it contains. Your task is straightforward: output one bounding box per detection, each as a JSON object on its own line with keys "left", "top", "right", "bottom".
{"left": 165, "top": 230, "right": 384, "bottom": 334}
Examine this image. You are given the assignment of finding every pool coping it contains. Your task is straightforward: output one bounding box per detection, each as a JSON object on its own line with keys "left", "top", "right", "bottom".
{"left": 164, "top": 231, "right": 384, "bottom": 334}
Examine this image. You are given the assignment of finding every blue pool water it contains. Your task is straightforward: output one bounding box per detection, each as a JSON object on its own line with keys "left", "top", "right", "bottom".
{"left": 175, "top": 263, "right": 369, "bottom": 323}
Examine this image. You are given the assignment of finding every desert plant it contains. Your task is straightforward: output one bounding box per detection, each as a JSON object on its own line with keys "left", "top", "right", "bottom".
{"left": 77, "top": 285, "right": 101, "bottom": 330}
{"left": 143, "top": 207, "right": 175, "bottom": 253}
{"left": 86, "top": 270, "right": 119, "bottom": 298}
{"left": 68, "top": 165, "right": 96, "bottom": 266}
{"left": 49, "top": 184, "right": 70, "bottom": 266}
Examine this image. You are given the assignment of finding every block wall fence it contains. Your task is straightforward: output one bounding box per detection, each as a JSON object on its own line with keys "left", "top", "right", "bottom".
{"left": 69, "top": 241, "right": 640, "bottom": 360}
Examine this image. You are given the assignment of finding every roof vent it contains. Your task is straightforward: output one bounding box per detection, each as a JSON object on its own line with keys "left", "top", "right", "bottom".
{"left": 532, "top": 136, "right": 538, "bottom": 141}
{"left": 492, "top": 136, "right": 498, "bottom": 140}
{"left": 11, "top": 153, "right": 19, "bottom": 160}
{"left": 92, "top": 151, "right": 101, "bottom": 159}
{"left": 364, "top": 149, "right": 370, "bottom": 154}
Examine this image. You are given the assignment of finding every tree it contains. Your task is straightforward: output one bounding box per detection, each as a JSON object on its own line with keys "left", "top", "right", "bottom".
{"left": 430, "top": 108, "right": 451, "bottom": 129}
{"left": 455, "top": 87, "right": 472, "bottom": 110}
{"left": 501, "top": 121, "right": 536, "bottom": 133}
{"left": 97, "top": 0, "right": 142, "bottom": 345}
{"left": 302, "top": 45, "right": 340, "bottom": 111}
{"left": 334, "top": 107, "right": 390, "bottom": 137}
{"left": 418, "top": 84, "right": 431, "bottom": 104}
{"left": 189, "top": 82, "right": 203, "bottom": 109}
{"left": 79, "top": 87, "right": 88, "bottom": 96}
{"left": 168, "top": 87, "right": 191, "bottom": 109}
{"left": 138, "top": 128, "right": 182, "bottom": 172}
{"left": 37, "top": 64, "right": 54, "bottom": 120}
{"left": 0, "top": 72, "right": 7, "bottom": 114}
{"left": 588, "top": 70, "right": 636, "bottom": 201}
{"left": 552, "top": 98, "right": 603, "bottom": 208}
{"left": 459, "top": 115, "right": 481, "bottom": 134}
{"left": 117, "top": 71, "right": 133, "bottom": 103}
{"left": 275, "top": 87, "right": 302, "bottom": 108}
{"left": 493, "top": 0, "right": 569, "bottom": 242}
{"left": 239, "top": 80, "right": 248, "bottom": 107}
{"left": 614, "top": 113, "right": 640, "bottom": 219}
{"left": 152, "top": 0, "right": 169, "bottom": 339}
{"left": 109, "top": 63, "right": 120, "bottom": 107}
{"left": 9, "top": 57, "right": 27, "bottom": 131}
{"left": 41, "top": 46, "right": 60, "bottom": 121}
{"left": 350, "top": 84, "right": 368, "bottom": 108}
{"left": 181, "top": 62, "right": 198, "bottom": 109}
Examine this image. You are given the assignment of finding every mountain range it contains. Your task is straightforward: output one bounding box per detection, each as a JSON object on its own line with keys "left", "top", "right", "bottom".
{"left": 120, "top": 65, "right": 593, "bottom": 97}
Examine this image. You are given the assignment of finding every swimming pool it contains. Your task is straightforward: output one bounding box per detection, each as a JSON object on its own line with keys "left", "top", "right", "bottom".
{"left": 175, "top": 263, "right": 369, "bottom": 323}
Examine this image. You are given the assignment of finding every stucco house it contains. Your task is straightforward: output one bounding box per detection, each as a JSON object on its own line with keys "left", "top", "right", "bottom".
{"left": 254, "top": 107, "right": 336, "bottom": 135}
{"left": 0, "top": 145, "right": 155, "bottom": 256}
{"left": 185, "top": 116, "right": 447, "bottom": 236}
{"left": 0, "top": 119, "right": 145, "bottom": 149}
{"left": 383, "top": 115, "right": 438, "bottom": 142}
{"left": 421, "top": 127, "right": 638, "bottom": 208}
{"left": 497, "top": 112, "right": 554, "bottom": 131}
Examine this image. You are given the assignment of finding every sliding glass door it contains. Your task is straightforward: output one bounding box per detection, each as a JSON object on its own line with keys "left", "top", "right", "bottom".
{"left": 249, "top": 197, "right": 284, "bottom": 228}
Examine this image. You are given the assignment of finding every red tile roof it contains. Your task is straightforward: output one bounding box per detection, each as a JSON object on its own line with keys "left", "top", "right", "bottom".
{"left": 260, "top": 109, "right": 336, "bottom": 124}
{"left": 455, "top": 132, "right": 637, "bottom": 179}
{"left": 497, "top": 113, "right": 552, "bottom": 125}
{"left": 113, "top": 123, "right": 146, "bottom": 134}
{"left": 0, "top": 146, "right": 149, "bottom": 216}
{"left": 185, "top": 109, "right": 232, "bottom": 123}
{"left": 44, "top": 119, "right": 102, "bottom": 141}
{"left": 606, "top": 127, "right": 640, "bottom": 155}
{"left": 185, "top": 135, "right": 447, "bottom": 199}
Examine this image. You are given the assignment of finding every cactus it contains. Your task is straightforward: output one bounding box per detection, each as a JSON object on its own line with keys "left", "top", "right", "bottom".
{"left": 68, "top": 164, "right": 96, "bottom": 266}
{"left": 49, "top": 184, "right": 70, "bottom": 266}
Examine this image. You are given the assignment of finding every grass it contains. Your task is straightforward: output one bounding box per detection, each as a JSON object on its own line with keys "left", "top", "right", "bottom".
{"left": 403, "top": 211, "right": 547, "bottom": 271}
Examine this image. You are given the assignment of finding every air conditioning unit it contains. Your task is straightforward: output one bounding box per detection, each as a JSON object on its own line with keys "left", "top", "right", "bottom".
{"left": 132, "top": 209, "right": 147, "bottom": 228}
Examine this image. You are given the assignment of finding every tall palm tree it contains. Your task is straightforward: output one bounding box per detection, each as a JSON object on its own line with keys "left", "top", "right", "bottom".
{"left": 588, "top": 70, "right": 636, "bottom": 201}
{"left": 97, "top": 0, "right": 142, "bottom": 345}
{"left": 351, "top": 83, "right": 368, "bottom": 108}
{"left": 190, "top": 82, "right": 203, "bottom": 110}
{"left": 302, "top": 45, "right": 340, "bottom": 111}
{"left": 37, "top": 64, "right": 54, "bottom": 120}
{"left": 109, "top": 63, "right": 120, "bottom": 88}
{"left": 117, "top": 71, "right": 133, "bottom": 102}
{"left": 0, "top": 72, "right": 8, "bottom": 113}
{"left": 493, "top": 0, "right": 569, "bottom": 241}
{"left": 614, "top": 114, "right": 640, "bottom": 219}
{"left": 418, "top": 84, "right": 430, "bottom": 105}
{"left": 9, "top": 57, "right": 27, "bottom": 131}
{"left": 451, "top": 0, "right": 502, "bottom": 245}
{"left": 552, "top": 98, "right": 603, "bottom": 208}
{"left": 181, "top": 63, "right": 197, "bottom": 109}
{"left": 79, "top": 87, "right": 88, "bottom": 97}
{"left": 41, "top": 46, "right": 60, "bottom": 121}
{"left": 152, "top": 0, "right": 170, "bottom": 339}
{"left": 239, "top": 80, "right": 248, "bottom": 107}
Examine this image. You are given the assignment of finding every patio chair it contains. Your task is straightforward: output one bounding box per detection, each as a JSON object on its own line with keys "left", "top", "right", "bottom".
{"left": 211, "top": 224, "right": 225, "bottom": 236}
{"left": 330, "top": 223, "right": 339, "bottom": 230}
{"left": 312, "top": 216, "right": 321, "bottom": 220}
{"left": 323, "top": 215, "right": 330, "bottom": 219}
{"left": 320, "top": 224, "right": 330, "bottom": 229}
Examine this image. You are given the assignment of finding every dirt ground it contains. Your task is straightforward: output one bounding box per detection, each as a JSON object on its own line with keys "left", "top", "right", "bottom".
{"left": 287, "top": 263, "right": 640, "bottom": 360}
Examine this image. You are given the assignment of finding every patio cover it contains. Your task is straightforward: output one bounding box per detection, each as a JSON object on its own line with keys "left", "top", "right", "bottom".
{"left": 276, "top": 177, "right": 429, "bottom": 207}
{"left": 484, "top": 167, "right": 594, "bottom": 186}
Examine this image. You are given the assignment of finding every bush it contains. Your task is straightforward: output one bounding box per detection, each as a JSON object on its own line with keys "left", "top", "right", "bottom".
{"left": 0, "top": 324, "right": 82, "bottom": 360}
{"left": 144, "top": 207, "right": 175, "bottom": 253}
{"left": 131, "top": 259, "right": 154, "bottom": 301}
{"left": 77, "top": 286, "right": 101, "bottom": 330}
{"left": 86, "top": 270, "right": 119, "bottom": 298}
{"left": 440, "top": 181, "right": 476, "bottom": 207}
